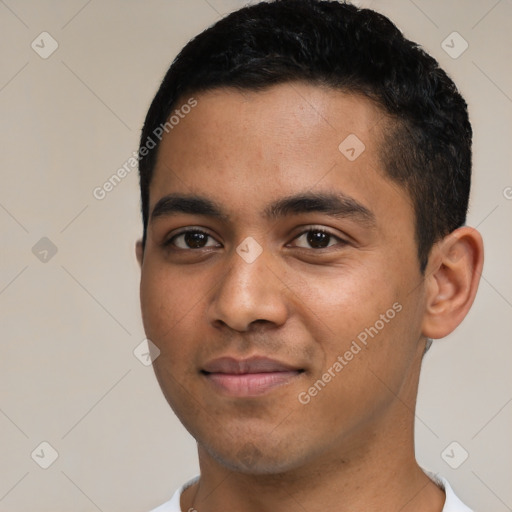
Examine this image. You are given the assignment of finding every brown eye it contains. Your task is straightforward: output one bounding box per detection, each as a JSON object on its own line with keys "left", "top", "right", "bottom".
{"left": 166, "top": 230, "right": 220, "bottom": 250}
{"left": 292, "top": 228, "right": 346, "bottom": 250}
{"left": 306, "top": 230, "right": 331, "bottom": 248}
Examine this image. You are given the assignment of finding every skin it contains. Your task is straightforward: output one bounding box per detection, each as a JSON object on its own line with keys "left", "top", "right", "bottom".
{"left": 136, "top": 82, "right": 484, "bottom": 512}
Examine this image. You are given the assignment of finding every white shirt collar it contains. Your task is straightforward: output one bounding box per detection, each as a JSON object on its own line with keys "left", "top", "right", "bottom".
{"left": 148, "top": 472, "right": 473, "bottom": 511}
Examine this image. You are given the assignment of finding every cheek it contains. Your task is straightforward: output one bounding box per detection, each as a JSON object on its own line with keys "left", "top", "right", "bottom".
{"left": 139, "top": 264, "right": 206, "bottom": 410}
{"left": 287, "top": 262, "right": 417, "bottom": 389}
{"left": 139, "top": 260, "right": 207, "bottom": 355}
{"left": 287, "top": 262, "right": 400, "bottom": 343}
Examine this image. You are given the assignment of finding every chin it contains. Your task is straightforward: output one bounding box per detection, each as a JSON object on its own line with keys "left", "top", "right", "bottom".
{"left": 202, "top": 436, "right": 310, "bottom": 476}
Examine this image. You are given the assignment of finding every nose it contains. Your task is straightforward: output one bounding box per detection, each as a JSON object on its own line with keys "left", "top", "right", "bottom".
{"left": 207, "top": 243, "right": 289, "bottom": 333}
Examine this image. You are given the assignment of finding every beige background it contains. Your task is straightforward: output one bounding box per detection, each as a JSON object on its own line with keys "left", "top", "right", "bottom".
{"left": 1, "top": 0, "right": 511, "bottom": 510}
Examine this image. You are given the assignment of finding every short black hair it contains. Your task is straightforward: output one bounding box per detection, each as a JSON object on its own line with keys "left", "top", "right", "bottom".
{"left": 138, "top": 0, "right": 472, "bottom": 273}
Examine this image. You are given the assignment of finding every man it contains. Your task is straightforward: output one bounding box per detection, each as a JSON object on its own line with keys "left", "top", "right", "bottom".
{"left": 135, "top": 1, "right": 484, "bottom": 510}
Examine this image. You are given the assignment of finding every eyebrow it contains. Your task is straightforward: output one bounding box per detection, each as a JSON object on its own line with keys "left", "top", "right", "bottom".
{"left": 150, "top": 191, "right": 376, "bottom": 227}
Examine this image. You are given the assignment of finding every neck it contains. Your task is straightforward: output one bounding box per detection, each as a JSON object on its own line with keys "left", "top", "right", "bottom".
{"left": 182, "top": 422, "right": 444, "bottom": 512}
{"left": 181, "top": 348, "right": 445, "bottom": 512}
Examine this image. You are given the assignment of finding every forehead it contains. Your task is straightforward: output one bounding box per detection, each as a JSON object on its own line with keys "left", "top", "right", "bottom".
{"left": 149, "top": 82, "right": 409, "bottom": 227}
{"left": 161, "top": 84, "right": 386, "bottom": 160}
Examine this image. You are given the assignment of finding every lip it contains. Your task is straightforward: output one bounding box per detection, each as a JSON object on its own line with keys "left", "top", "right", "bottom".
{"left": 201, "top": 356, "right": 304, "bottom": 397}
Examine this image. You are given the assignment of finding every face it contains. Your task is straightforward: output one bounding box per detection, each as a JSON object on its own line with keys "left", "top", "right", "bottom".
{"left": 137, "top": 83, "right": 428, "bottom": 474}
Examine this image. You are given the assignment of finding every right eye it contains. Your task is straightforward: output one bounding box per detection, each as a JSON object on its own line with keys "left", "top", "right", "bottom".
{"left": 164, "top": 229, "right": 222, "bottom": 250}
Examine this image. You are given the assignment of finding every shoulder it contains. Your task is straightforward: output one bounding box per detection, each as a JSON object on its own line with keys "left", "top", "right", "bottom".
{"left": 147, "top": 475, "right": 200, "bottom": 512}
{"left": 427, "top": 472, "right": 473, "bottom": 512}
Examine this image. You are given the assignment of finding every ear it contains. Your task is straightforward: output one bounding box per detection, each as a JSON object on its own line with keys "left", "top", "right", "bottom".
{"left": 421, "top": 226, "right": 484, "bottom": 339}
{"left": 136, "top": 239, "right": 144, "bottom": 268}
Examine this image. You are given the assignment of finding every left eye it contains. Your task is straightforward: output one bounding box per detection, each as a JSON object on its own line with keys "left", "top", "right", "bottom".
{"left": 291, "top": 228, "right": 345, "bottom": 249}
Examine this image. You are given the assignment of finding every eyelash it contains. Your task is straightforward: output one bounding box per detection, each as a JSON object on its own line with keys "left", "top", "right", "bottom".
{"left": 163, "top": 227, "right": 347, "bottom": 251}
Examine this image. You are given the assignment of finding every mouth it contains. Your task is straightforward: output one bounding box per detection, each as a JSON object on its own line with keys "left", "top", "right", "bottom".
{"left": 201, "top": 356, "right": 305, "bottom": 397}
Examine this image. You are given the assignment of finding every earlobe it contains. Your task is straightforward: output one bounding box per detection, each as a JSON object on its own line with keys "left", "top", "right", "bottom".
{"left": 421, "top": 227, "right": 484, "bottom": 339}
{"left": 136, "top": 240, "right": 144, "bottom": 268}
